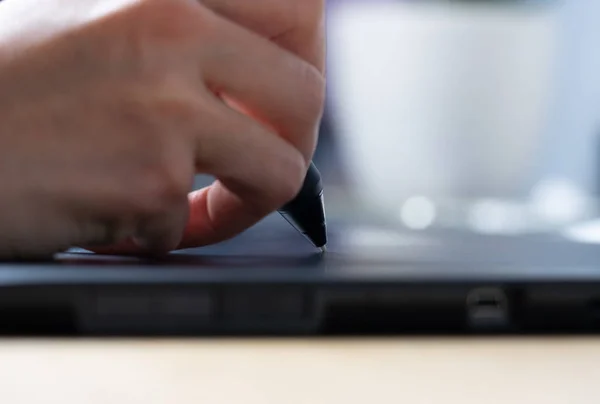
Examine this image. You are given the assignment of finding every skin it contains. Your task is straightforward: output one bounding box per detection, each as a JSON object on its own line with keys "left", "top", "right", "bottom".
{"left": 0, "top": 0, "right": 326, "bottom": 259}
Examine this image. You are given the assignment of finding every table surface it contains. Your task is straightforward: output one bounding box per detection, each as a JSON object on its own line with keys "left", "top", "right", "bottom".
{"left": 1, "top": 338, "right": 599, "bottom": 403}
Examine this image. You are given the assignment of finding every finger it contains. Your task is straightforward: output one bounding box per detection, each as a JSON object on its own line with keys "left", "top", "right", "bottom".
{"left": 76, "top": 216, "right": 137, "bottom": 254}
{"left": 84, "top": 237, "right": 138, "bottom": 256}
{"left": 178, "top": 96, "right": 307, "bottom": 248}
{"left": 83, "top": 199, "right": 189, "bottom": 256}
{"left": 131, "top": 197, "right": 190, "bottom": 255}
{"left": 200, "top": 0, "right": 326, "bottom": 72}
{"left": 199, "top": 8, "right": 325, "bottom": 163}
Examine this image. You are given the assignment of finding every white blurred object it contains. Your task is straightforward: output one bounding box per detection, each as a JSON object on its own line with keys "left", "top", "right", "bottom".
{"left": 399, "top": 196, "right": 436, "bottom": 230}
{"left": 467, "top": 199, "right": 529, "bottom": 235}
{"left": 541, "top": 1, "right": 600, "bottom": 194}
{"left": 328, "top": 1, "right": 560, "bottom": 218}
{"left": 562, "top": 219, "right": 600, "bottom": 245}
{"left": 529, "top": 177, "right": 588, "bottom": 225}
{"left": 342, "top": 226, "right": 438, "bottom": 249}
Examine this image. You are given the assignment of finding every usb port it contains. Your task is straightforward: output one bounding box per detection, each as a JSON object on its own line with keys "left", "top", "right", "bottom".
{"left": 466, "top": 287, "right": 508, "bottom": 329}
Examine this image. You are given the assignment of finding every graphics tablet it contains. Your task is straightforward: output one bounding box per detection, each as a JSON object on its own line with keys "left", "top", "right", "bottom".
{"left": 0, "top": 213, "right": 599, "bottom": 336}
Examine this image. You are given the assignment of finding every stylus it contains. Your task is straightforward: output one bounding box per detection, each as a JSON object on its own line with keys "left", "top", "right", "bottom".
{"left": 277, "top": 161, "right": 327, "bottom": 250}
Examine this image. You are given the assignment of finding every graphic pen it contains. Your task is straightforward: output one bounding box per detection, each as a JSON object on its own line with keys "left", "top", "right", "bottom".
{"left": 278, "top": 161, "right": 327, "bottom": 251}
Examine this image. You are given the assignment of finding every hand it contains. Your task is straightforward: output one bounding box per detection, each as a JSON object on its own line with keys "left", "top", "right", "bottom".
{"left": 0, "top": 0, "right": 325, "bottom": 258}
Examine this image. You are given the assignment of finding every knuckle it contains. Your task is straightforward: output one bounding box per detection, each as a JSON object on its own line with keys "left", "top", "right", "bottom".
{"left": 287, "top": 62, "right": 325, "bottom": 159}
{"left": 297, "top": 62, "right": 326, "bottom": 122}
{"left": 134, "top": 0, "right": 213, "bottom": 44}
{"left": 150, "top": 87, "right": 202, "bottom": 129}
{"left": 118, "top": 87, "right": 196, "bottom": 218}
{"left": 132, "top": 143, "right": 192, "bottom": 216}
{"left": 296, "top": 0, "right": 325, "bottom": 27}
{"left": 137, "top": 165, "right": 190, "bottom": 216}
{"left": 109, "top": 0, "right": 211, "bottom": 79}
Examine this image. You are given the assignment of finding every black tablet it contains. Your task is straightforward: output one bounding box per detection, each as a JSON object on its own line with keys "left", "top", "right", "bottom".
{"left": 0, "top": 213, "right": 599, "bottom": 336}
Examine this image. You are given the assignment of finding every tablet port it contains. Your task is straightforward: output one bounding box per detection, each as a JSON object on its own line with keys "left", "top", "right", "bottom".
{"left": 466, "top": 287, "right": 508, "bottom": 329}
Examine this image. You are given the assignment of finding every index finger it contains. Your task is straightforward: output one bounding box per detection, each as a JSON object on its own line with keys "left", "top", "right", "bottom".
{"left": 200, "top": 0, "right": 325, "bottom": 71}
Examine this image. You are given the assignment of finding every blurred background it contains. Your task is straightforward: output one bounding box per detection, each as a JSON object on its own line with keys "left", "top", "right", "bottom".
{"left": 201, "top": 0, "right": 600, "bottom": 241}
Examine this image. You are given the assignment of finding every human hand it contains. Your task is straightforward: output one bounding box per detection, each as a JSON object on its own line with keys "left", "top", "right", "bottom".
{"left": 0, "top": 0, "right": 325, "bottom": 258}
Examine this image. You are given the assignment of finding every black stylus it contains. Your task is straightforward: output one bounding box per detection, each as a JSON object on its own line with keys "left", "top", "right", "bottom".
{"left": 278, "top": 162, "right": 327, "bottom": 251}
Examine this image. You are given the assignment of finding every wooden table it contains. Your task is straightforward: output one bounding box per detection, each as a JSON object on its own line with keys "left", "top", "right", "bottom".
{"left": 1, "top": 338, "right": 599, "bottom": 403}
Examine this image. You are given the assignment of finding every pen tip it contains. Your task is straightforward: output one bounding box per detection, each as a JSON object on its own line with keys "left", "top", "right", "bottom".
{"left": 319, "top": 245, "right": 327, "bottom": 253}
